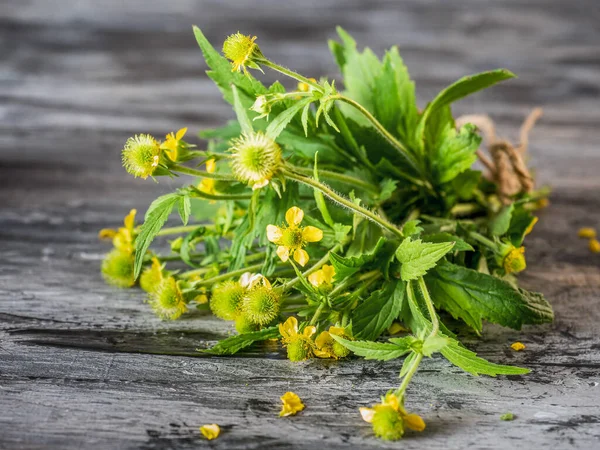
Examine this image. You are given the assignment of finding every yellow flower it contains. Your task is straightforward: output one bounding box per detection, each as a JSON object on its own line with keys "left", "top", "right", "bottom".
{"left": 267, "top": 207, "right": 323, "bottom": 267}
{"left": 198, "top": 159, "right": 217, "bottom": 203}
{"left": 121, "top": 134, "right": 161, "bottom": 179}
{"left": 308, "top": 264, "right": 335, "bottom": 287}
{"left": 230, "top": 132, "right": 282, "bottom": 190}
{"left": 222, "top": 32, "right": 265, "bottom": 75}
{"left": 199, "top": 424, "right": 220, "bottom": 440}
{"left": 591, "top": 239, "right": 600, "bottom": 254}
{"left": 279, "top": 392, "right": 305, "bottom": 417}
{"left": 578, "top": 227, "right": 596, "bottom": 239}
{"left": 98, "top": 209, "right": 137, "bottom": 254}
{"left": 360, "top": 393, "right": 425, "bottom": 440}
{"left": 297, "top": 78, "right": 317, "bottom": 92}
{"left": 140, "top": 256, "right": 164, "bottom": 293}
{"left": 510, "top": 342, "right": 526, "bottom": 351}
{"left": 502, "top": 245, "right": 526, "bottom": 274}
{"left": 314, "top": 326, "right": 350, "bottom": 359}
{"left": 279, "top": 316, "right": 316, "bottom": 361}
{"left": 160, "top": 128, "right": 187, "bottom": 162}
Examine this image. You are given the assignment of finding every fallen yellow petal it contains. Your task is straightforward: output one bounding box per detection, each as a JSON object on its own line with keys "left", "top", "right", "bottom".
{"left": 578, "top": 227, "right": 596, "bottom": 239}
{"left": 360, "top": 406, "right": 375, "bottom": 423}
{"left": 510, "top": 342, "right": 526, "bottom": 351}
{"left": 590, "top": 239, "right": 600, "bottom": 254}
{"left": 200, "top": 423, "right": 220, "bottom": 440}
{"left": 280, "top": 391, "right": 304, "bottom": 417}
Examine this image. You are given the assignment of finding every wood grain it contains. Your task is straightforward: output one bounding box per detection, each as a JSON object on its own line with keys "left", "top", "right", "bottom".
{"left": 1, "top": 0, "right": 600, "bottom": 448}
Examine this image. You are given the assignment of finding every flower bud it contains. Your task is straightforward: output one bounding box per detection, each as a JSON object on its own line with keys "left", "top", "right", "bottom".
{"left": 241, "top": 285, "right": 281, "bottom": 326}
{"left": 251, "top": 95, "right": 271, "bottom": 119}
{"left": 149, "top": 277, "right": 187, "bottom": 320}
{"left": 371, "top": 405, "right": 404, "bottom": 441}
{"left": 121, "top": 134, "right": 162, "bottom": 179}
{"left": 230, "top": 132, "right": 282, "bottom": 190}
{"left": 101, "top": 249, "right": 135, "bottom": 288}
{"left": 286, "top": 338, "right": 312, "bottom": 362}
{"left": 210, "top": 280, "right": 245, "bottom": 320}
{"left": 234, "top": 314, "right": 258, "bottom": 334}
{"left": 500, "top": 244, "right": 526, "bottom": 274}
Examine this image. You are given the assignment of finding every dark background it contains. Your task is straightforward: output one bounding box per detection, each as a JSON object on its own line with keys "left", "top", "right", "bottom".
{"left": 1, "top": 1, "right": 600, "bottom": 449}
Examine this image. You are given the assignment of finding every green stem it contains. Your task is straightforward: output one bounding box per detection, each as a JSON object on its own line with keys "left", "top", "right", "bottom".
{"left": 282, "top": 168, "right": 403, "bottom": 238}
{"left": 191, "top": 263, "right": 264, "bottom": 287}
{"left": 335, "top": 95, "right": 420, "bottom": 173}
{"left": 418, "top": 276, "right": 439, "bottom": 337}
{"left": 469, "top": 231, "right": 497, "bottom": 251}
{"left": 395, "top": 353, "right": 424, "bottom": 397}
{"left": 309, "top": 303, "right": 325, "bottom": 326}
{"left": 156, "top": 225, "right": 209, "bottom": 236}
{"left": 171, "top": 164, "right": 236, "bottom": 180}
{"left": 181, "top": 252, "right": 266, "bottom": 279}
{"left": 260, "top": 60, "right": 322, "bottom": 91}
{"left": 291, "top": 165, "right": 379, "bottom": 193}
{"left": 188, "top": 185, "right": 253, "bottom": 201}
{"left": 451, "top": 203, "right": 483, "bottom": 217}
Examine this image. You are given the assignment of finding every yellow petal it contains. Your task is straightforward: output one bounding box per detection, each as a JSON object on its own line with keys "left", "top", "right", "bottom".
{"left": 279, "top": 392, "right": 304, "bottom": 417}
{"left": 308, "top": 270, "right": 325, "bottom": 287}
{"left": 285, "top": 206, "right": 304, "bottom": 226}
{"left": 293, "top": 248, "right": 309, "bottom": 267}
{"left": 266, "top": 225, "right": 283, "bottom": 243}
{"left": 199, "top": 424, "right": 220, "bottom": 440}
{"left": 279, "top": 316, "right": 298, "bottom": 339}
{"left": 124, "top": 209, "right": 137, "bottom": 230}
{"left": 176, "top": 127, "right": 187, "bottom": 140}
{"left": 360, "top": 407, "right": 376, "bottom": 423}
{"left": 276, "top": 245, "right": 290, "bottom": 262}
{"left": 98, "top": 228, "right": 117, "bottom": 240}
{"left": 303, "top": 325, "right": 316, "bottom": 338}
{"left": 321, "top": 264, "right": 335, "bottom": 283}
{"left": 328, "top": 326, "right": 346, "bottom": 338}
{"left": 404, "top": 413, "right": 426, "bottom": 432}
{"left": 510, "top": 341, "right": 526, "bottom": 351}
{"left": 205, "top": 158, "right": 216, "bottom": 174}
{"left": 302, "top": 226, "right": 323, "bottom": 243}
{"left": 524, "top": 216, "right": 538, "bottom": 236}
{"left": 384, "top": 393, "right": 400, "bottom": 411}
{"left": 239, "top": 272, "right": 253, "bottom": 288}
{"left": 315, "top": 331, "right": 333, "bottom": 349}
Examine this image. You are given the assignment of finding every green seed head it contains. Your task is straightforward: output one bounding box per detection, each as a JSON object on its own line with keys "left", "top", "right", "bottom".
{"left": 121, "top": 134, "right": 161, "bottom": 179}
{"left": 210, "top": 281, "right": 245, "bottom": 320}
{"left": 235, "top": 314, "right": 258, "bottom": 334}
{"left": 332, "top": 341, "right": 350, "bottom": 358}
{"left": 230, "top": 132, "right": 281, "bottom": 188}
{"left": 139, "top": 261, "right": 163, "bottom": 294}
{"left": 372, "top": 405, "right": 404, "bottom": 441}
{"left": 101, "top": 249, "right": 135, "bottom": 288}
{"left": 286, "top": 337, "right": 312, "bottom": 362}
{"left": 150, "top": 277, "right": 187, "bottom": 320}
{"left": 241, "top": 286, "right": 280, "bottom": 326}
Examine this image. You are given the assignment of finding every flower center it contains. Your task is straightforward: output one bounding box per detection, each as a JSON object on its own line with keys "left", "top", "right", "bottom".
{"left": 281, "top": 228, "right": 304, "bottom": 249}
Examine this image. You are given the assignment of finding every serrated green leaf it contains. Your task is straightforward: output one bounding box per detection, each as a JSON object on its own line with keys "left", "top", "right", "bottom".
{"left": 402, "top": 219, "right": 424, "bottom": 237}
{"left": 231, "top": 84, "right": 253, "bottom": 135}
{"left": 421, "top": 233, "right": 474, "bottom": 252}
{"left": 201, "top": 327, "right": 279, "bottom": 355}
{"left": 440, "top": 339, "right": 529, "bottom": 376}
{"left": 331, "top": 335, "right": 412, "bottom": 361}
{"left": 351, "top": 280, "right": 405, "bottom": 340}
{"left": 266, "top": 97, "right": 313, "bottom": 140}
{"left": 178, "top": 195, "right": 191, "bottom": 226}
{"left": 431, "top": 123, "right": 480, "bottom": 184}
{"left": 490, "top": 204, "right": 514, "bottom": 236}
{"left": 421, "top": 334, "right": 450, "bottom": 356}
{"left": 425, "top": 261, "right": 554, "bottom": 332}
{"left": 396, "top": 237, "right": 455, "bottom": 281}
{"left": 134, "top": 193, "right": 180, "bottom": 278}
{"left": 330, "top": 237, "right": 386, "bottom": 280}
{"left": 417, "top": 69, "right": 515, "bottom": 145}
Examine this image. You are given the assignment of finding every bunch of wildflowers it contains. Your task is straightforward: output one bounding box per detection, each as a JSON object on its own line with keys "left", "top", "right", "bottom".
{"left": 98, "top": 27, "right": 554, "bottom": 441}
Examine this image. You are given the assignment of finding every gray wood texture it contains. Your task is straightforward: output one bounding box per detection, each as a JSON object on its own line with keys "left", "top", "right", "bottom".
{"left": 1, "top": 0, "right": 600, "bottom": 448}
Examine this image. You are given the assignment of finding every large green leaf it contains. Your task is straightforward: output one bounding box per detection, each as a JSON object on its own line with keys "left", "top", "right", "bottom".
{"left": 351, "top": 280, "right": 405, "bottom": 340}
{"left": 331, "top": 335, "right": 413, "bottom": 361}
{"left": 396, "top": 237, "right": 455, "bottom": 281}
{"left": 425, "top": 261, "right": 554, "bottom": 332}
{"left": 431, "top": 123, "right": 481, "bottom": 184}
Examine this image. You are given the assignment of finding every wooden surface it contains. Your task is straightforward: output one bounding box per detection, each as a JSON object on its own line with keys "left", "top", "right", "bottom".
{"left": 1, "top": 1, "right": 600, "bottom": 449}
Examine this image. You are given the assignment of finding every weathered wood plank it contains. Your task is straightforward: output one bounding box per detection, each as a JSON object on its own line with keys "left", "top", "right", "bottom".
{"left": 1, "top": 0, "right": 600, "bottom": 448}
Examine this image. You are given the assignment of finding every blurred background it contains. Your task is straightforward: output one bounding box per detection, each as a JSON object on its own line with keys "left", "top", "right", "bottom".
{"left": 2, "top": 0, "right": 599, "bottom": 215}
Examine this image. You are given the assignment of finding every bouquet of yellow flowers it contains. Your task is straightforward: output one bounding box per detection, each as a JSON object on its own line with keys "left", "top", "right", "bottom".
{"left": 99, "top": 27, "right": 553, "bottom": 441}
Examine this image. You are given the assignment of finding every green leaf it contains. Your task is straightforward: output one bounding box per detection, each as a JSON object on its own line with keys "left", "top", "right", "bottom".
{"left": 396, "top": 237, "right": 455, "bottom": 281}
{"left": 330, "top": 237, "right": 386, "bottom": 280}
{"left": 177, "top": 195, "right": 191, "bottom": 226}
{"left": 421, "top": 334, "right": 449, "bottom": 356}
{"left": 134, "top": 193, "right": 180, "bottom": 278}
{"left": 431, "top": 123, "right": 481, "bottom": 184}
{"left": 231, "top": 84, "right": 253, "bottom": 135}
{"left": 507, "top": 207, "right": 537, "bottom": 246}
{"left": 402, "top": 219, "right": 424, "bottom": 237}
{"left": 201, "top": 327, "right": 279, "bottom": 355}
{"left": 351, "top": 280, "right": 406, "bottom": 340}
{"left": 441, "top": 338, "right": 529, "bottom": 376}
{"left": 266, "top": 97, "right": 313, "bottom": 140}
{"left": 417, "top": 69, "right": 515, "bottom": 144}
{"left": 425, "top": 261, "right": 554, "bottom": 332}
{"left": 421, "top": 233, "right": 474, "bottom": 252}
{"left": 331, "top": 335, "right": 412, "bottom": 361}
{"left": 490, "top": 204, "right": 514, "bottom": 236}
{"left": 452, "top": 170, "right": 481, "bottom": 200}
